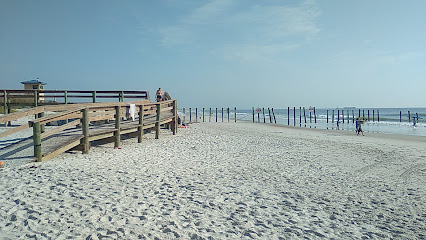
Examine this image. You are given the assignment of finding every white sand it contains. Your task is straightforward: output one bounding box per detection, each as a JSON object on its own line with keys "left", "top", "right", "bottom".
{"left": 0, "top": 122, "right": 425, "bottom": 239}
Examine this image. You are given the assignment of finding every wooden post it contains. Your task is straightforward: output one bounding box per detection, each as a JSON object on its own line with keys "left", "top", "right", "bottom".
{"left": 121, "top": 91, "right": 124, "bottom": 102}
{"left": 373, "top": 110, "right": 375, "bottom": 122}
{"left": 172, "top": 101, "right": 177, "bottom": 135}
{"left": 367, "top": 110, "right": 370, "bottom": 121}
{"left": 314, "top": 107, "right": 317, "bottom": 123}
{"left": 268, "top": 108, "right": 272, "bottom": 123}
{"left": 209, "top": 108, "right": 212, "bottom": 122}
{"left": 3, "top": 90, "right": 8, "bottom": 127}
{"left": 299, "top": 107, "right": 302, "bottom": 126}
{"left": 347, "top": 111, "right": 349, "bottom": 123}
{"left": 203, "top": 108, "right": 205, "bottom": 122}
{"left": 363, "top": 110, "right": 365, "bottom": 118}
{"left": 337, "top": 110, "right": 340, "bottom": 122}
{"left": 183, "top": 108, "right": 186, "bottom": 123}
{"left": 33, "top": 122, "right": 42, "bottom": 162}
{"left": 82, "top": 108, "right": 90, "bottom": 154}
{"left": 358, "top": 109, "right": 361, "bottom": 118}
{"left": 39, "top": 112, "right": 45, "bottom": 133}
{"left": 216, "top": 108, "right": 218, "bottom": 122}
{"left": 352, "top": 110, "right": 355, "bottom": 123}
{"left": 304, "top": 107, "right": 307, "bottom": 124}
{"left": 342, "top": 110, "right": 345, "bottom": 122}
{"left": 222, "top": 108, "right": 224, "bottom": 122}
{"left": 234, "top": 107, "right": 237, "bottom": 123}
{"left": 252, "top": 107, "right": 255, "bottom": 123}
{"left": 138, "top": 105, "right": 144, "bottom": 142}
{"left": 408, "top": 111, "right": 411, "bottom": 122}
{"left": 64, "top": 90, "right": 68, "bottom": 104}
{"left": 272, "top": 108, "right": 277, "bottom": 124}
{"left": 92, "top": 91, "right": 96, "bottom": 103}
{"left": 189, "top": 108, "right": 192, "bottom": 122}
{"left": 326, "top": 110, "right": 329, "bottom": 123}
{"left": 332, "top": 110, "right": 334, "bottom": 123}
{"left": 195, "top": 108, "right": 198, "bottom": 122}
{"left": 155, "top": 104, "right": 161, "bottom": 139}
{"left": 263, "top": 108, "right": 265, "bottom": 123}
{"left": 287, "top": 107, "right": 290, "bottom": 125}
{"left": 293, "top": 107, "right": 296, "bottom": 126}
{"left": 400, "top": 111, "right": 402, "bottom": 122}
{"left": 227, "top": 107, "right": 230, "bottom": 122}
{"left": 115, "top": 106, "right": 121, "bottom": 146}
{"left": 377, "top": 109, "right": 380, "bottom": 122}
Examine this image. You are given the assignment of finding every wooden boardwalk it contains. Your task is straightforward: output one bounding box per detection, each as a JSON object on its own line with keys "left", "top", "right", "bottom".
{"left": 0, "top": 100, "right": 177, "bottom": 162}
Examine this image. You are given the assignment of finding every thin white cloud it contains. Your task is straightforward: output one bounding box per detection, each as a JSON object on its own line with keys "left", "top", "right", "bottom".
{"left": 158, "top": 0, "right": 321, "bottom": 60}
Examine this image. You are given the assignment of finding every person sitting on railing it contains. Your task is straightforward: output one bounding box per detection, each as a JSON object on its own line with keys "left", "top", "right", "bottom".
{"left": 156, "top": 88, "right": 163, "bottom": 102}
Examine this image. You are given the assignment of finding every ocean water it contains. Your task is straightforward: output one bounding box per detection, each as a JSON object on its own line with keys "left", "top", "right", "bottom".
{"left": 182, "top": 107, "right": 426, "bottom": 137}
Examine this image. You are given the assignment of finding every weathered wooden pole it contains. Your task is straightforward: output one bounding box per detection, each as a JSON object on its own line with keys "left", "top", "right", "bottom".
{"left": 183, "top": 108, "right": 186, "bottom": 123}
{"left": 299, "top": 107, "right": 302, "bottom": 126}
{"left": 195, "top": 108, "right": 198, "bottom": 122}
{"left": 303, "top": 107, "right": 307, "bottom": 124}
{"left": 234, "top": 107, "right": 237, "bottom": 123}
{"left": 64, "top": 90, "right": 68, "bottom": 104}
{"left": 155, "top": 104, "right": 161, "bottom": 139}
{"left": 172, "top": 101, "right": 177, "bottom": 135}
{"left": 372, "top": 110, "right": 375, "bottom": 122}
{"left": 358, "top": 109, "right": 361, "bottom": 118}
{"left": 209, "top": 108, "right": 212, "bottom": 122}
{"left": 332, "top": 110, "right": 334, "bottom": 123}
{"left": 203, "top": 108, "right": 205, "bottom": 122}
{"left": 115, "top": 106, "right": 121, "bottom": 146}
{"left": 310, "top": 110, "right": 312, "bottom": 124}
{"left": 347, "top": 111, "right": 349, "bottom": 123}
{"left": 314, "top": 107, "right": 317, "bottom": 123}
{"left": 363, "top": 110, "right": 365, "bottom": 118}
{"left": 92, "top": 91, "right": 97, "bottom": 103}
{"left": 352, "top": 110, "right": 355, "bottom": 123}
{"left": 222, "top": 108, "right": 224, "bottom": 122}
{"left": 337, "top": 110, "right": 340, "bottom": 123}
{"left": 138, "top": 105, "right": 144, "bottom": 142}
{"left": 288, "top": 107, "right": 290, "bottom": 125}
{"left": 293, "top": 107, "right": 296, "bottom": 126}
{"left": 342, "top": 110, "right": 345, "bottom": 122}
{"left": 268, "top": 108, "right": 272, "bottom": 123}
{"left": 216, "top": 108, "right": 218, "bottom": 122}
{"left": 377, "top": 109, "right": 380, "bottom": 122}
{"left": 263, "top": 108, "right": 265, "bottom": 123}
{"left": 227, "top": 107, "right": 230, "bottom": 122}
{"left": 33, "top": 121, "right": 42, "bottom": 162}
{"left": 82, "top": 108, "right": 90, "bottom": 154}
{"left": 408, "top": 111, "right": 411, "bottom": 122}
{"left": 252, "top": 107, "right": 255, "bottom": 123}
{"left": 3, "top": 90, "right": 7, "bottom": 122}
{"left": 326, "top": 110, "right": 329, "bottom": 123}
{"left": 189, "top": 108, "right": 192, "bottom": 122}
{"left": 399, "top": 111, "right": 402, "bottom": 122}
{"left": 121, "top": 91, "right": 124, "bottom": 102}
{"left": 367, "top": 110, "right": 370, "bottom": 121}
{"left": 272, "top": 108, "right": 277, "bottom": 124}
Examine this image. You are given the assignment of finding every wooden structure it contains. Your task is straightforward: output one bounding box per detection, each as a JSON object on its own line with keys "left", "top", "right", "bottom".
{"left": 1, "top": 89, "right": 150, "bottom": 113}
{"left": 0, "top": 99, "right": 177, "bottom": 162}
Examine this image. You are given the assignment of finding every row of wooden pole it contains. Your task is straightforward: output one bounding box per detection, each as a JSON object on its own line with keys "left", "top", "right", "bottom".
{"left": 182, "top": 107, "right": 238, "bottom": 123}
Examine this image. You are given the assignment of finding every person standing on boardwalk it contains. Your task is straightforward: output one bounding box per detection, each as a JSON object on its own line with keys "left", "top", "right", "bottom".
{"left": 156, "top": 88, "right": 163, "bottom": 102}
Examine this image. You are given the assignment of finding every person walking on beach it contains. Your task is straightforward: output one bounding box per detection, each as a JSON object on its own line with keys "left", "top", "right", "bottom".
{"left": 156, "top": 88, "right": 163, "bottom": 102}
{"left": 356, "top": 120, "right": 364, "bottom": 136}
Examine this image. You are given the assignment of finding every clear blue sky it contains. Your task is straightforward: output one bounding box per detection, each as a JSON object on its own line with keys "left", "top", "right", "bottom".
{"left": 1, "top": 0, "right": 425, "bottom": 109}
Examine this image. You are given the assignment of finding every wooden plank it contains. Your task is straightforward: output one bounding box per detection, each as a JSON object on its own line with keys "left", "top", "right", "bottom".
{"left": 40, "top": 120, "right": 80, "bottom": 139}
{"left": 41, "top": 137, "right": 82, "bottom": 162}
{"left": 0, "top": 122, "right": 30, "bottom": 138}
{"left": 0, "top": 106, "right": 45, "bottom": 124}
{"left": 89, "top": 132, "right": 114, "bottom": 141}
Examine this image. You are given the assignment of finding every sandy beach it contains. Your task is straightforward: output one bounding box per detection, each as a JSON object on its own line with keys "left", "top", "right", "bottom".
{"left": 0, "top": 122, "right": 425, "bottom": 239}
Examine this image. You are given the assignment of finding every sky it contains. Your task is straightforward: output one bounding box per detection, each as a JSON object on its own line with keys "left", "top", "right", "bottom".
{"left": 1, "top": 0, "right": 425, "bottom": 109}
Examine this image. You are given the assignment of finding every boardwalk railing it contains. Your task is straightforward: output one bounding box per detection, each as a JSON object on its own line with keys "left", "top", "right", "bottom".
{"left": 1, "top": 89, "right": 150, "bottom": 113}
{"left": 0, "top": 99, "right": 178, "bottom": 162}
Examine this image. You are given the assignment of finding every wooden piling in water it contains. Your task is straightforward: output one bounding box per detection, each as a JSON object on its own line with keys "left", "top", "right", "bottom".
{"left": 377, "top": 109, "right": 380, "bottom": 122}
{"left": 314, "top": 107, "right": 316, "bottom": 123}
{"left": 203, "top": 108, "right": 205, "bottom": 122}
{"left": 268, "top": 108, "right": 272, "bottom": 123}
{"left": 272, "top": 108, "right": 276, "bottom": 124}
{"left": 304, "top": 107, "right": 307, "bottom": 124}
{"left": 408, "top": 111, "right": 411, "bottom": 122}
{"left": 287, "top": 107, "right": 290, "bottom": 125}
{"left": 234, "top": 107, "right": 237, "bottom": 122}
{"left": 263, "top": 108, "right": 265, "bottom": 123}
